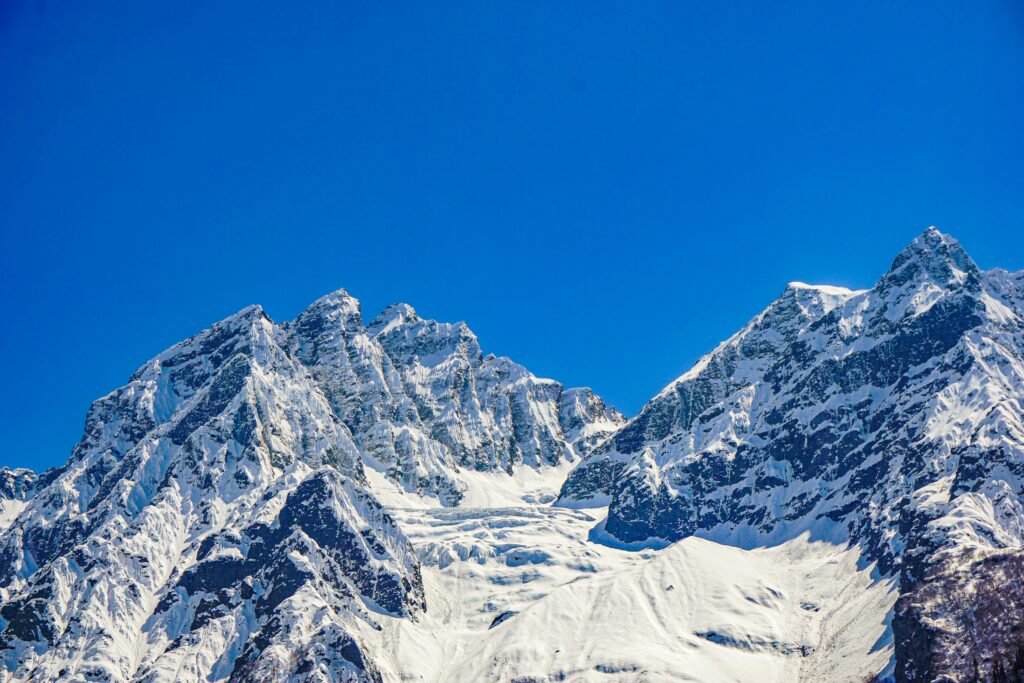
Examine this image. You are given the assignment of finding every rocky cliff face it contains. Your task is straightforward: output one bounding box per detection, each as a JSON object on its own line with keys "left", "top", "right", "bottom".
{"left": 562, "top": 228, "right": 1024, "bottom": 681}
{"left": 289, "top": 291, "right": 624, "bottom": 505}
{"left": 0, "top": 469, "right": 36, "bottom": 535}
{"left": 0, "top": 470, "right": 34, "bottom": 504}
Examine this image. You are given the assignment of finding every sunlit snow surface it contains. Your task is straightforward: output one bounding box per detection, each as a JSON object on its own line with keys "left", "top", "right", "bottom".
{"left": 0, "top": 500, "right": 26, "bottom": 534}
{"left": 357, "top": 471, "right": 896, "bottom": 683}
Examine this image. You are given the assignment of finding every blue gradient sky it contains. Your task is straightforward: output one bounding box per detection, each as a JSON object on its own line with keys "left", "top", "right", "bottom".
{"left": 2, "top": 1, "right": 1023, "bottom": 471}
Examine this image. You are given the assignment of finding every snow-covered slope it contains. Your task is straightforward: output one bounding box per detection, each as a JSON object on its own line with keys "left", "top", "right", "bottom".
{"left": 562, "top": 227, "right": 1024, "bottom": 681}
{"left": 451, "top": 534, "right": 895, "bottom": 683}
{"left": 320, "top": 499, "right": 894, "bottom": 683}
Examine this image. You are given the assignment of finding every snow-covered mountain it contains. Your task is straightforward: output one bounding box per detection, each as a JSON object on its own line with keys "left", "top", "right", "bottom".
{"left": 3, "top": 228, "right": 1022, "bottom": 682}
{"left": 561, "top": 227, "right": 1024, "bottom": 681}
{"left": 0, "top": 291, "right": 620, "bottom": 682}
{"left": 287, "top": 291, "right": 623, "bottom": 505}
{"left": 0, "top": 306, "right": 425, "bottom": 681}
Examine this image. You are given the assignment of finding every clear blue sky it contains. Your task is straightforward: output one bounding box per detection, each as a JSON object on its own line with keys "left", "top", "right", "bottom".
{"left": 1, "top": 2, "right": 1022, "bottom": 472}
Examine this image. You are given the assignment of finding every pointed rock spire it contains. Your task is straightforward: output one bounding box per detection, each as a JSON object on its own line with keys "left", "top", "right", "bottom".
{"left": 879, "top": 227, "right": 980, "bottom": 291}
{"left": 367, "top": 303, "right": 419, "bottom": 336}
{"left": 293, "top": 287, "right": 364, "bottom": 334}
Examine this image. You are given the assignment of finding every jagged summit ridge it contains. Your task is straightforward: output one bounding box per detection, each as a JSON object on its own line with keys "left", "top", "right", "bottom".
{"left": 562, "top": 227, "right": 1017, "bottom": 551}
{"left": 0, "top": 296, "right": 421, "bottom": 681}
{"left": 880, "top": 226, "right": 979, "bottom": 291}
{"left": 367, "top": 302, "right": 419, "bottom": 335}
{"left": 0, "top": 284, "right": 621, "bottom": 681}
{"left": 561, "top": 227, "right": 1024, "bottom": 682}
{"left": 288, "top": 292, "right": 625, "bottom": 504}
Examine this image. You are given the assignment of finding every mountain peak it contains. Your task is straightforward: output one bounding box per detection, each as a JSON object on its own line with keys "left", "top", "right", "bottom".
{"left": 292, "top": 288, "right": 364, "bottom": 336}
{"left": 308, "top": 286, "right": 358, "bottom": 306}
{"left": 368, "top": 303, "right": 419, "bottom": 336}
{"left": 301, "top": 288, "right": 362, "bottom": 318}
{"left": 880, "top": 227, "right": 979, "bottom": 291}
{"left": 222, "top": 303, "right": 268, "bottom": 325}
